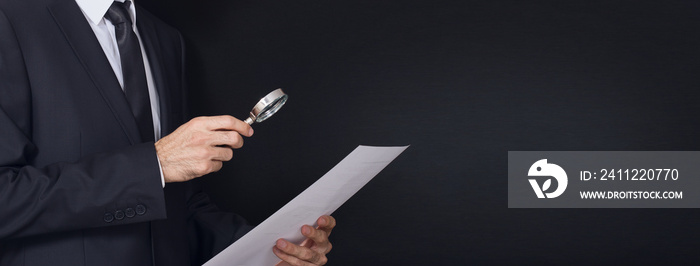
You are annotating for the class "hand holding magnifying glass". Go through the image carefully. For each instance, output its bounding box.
[154,88,288,183]
[243,88,288,125]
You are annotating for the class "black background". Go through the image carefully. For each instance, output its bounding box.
[140,0,700,264]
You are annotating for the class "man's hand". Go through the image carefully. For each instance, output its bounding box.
[155,115,253,183]
[273,215,336,266]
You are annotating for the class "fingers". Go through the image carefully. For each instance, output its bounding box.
[200,116,248,149]
[300,225,332,254]
[156,115,252,183]
[209,146,234,161]
[210,130,244,149]
[196,115,254,137]
[272,216,336,265]
[317,215,336,237]
[274,239,328,266]
[210,160,223,173]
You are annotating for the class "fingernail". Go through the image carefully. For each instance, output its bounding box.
[277,239,287,248]
[248,128,254,136]
[302,225,311,235]
[319,217,326,226]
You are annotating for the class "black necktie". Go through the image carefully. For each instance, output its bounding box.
[104,1,155,142]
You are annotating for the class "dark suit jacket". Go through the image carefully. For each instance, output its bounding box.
[0,0,251,265]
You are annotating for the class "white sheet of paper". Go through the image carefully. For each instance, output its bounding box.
[203,145,408,266]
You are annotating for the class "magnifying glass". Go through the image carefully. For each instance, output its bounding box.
[243,88,288,125]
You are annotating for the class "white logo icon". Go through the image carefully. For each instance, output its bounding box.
[527,159,568,198]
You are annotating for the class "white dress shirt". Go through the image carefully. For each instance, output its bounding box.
[75,0,165,187]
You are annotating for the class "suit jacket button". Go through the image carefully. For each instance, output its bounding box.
[135,204,146,215]
[104,213,114,223]
[125,208,136,218]
[114,210,125,220]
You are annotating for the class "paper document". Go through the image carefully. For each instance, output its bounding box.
[203,145,409,266]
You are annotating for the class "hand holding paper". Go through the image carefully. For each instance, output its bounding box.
[203,145,408,266]
[272,215,336,265]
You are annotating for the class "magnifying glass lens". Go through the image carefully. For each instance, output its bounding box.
[256,94,288,122]
[244,88,288,125]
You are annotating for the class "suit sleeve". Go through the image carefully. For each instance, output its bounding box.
[0,8,167,240]
[185,179,254,265]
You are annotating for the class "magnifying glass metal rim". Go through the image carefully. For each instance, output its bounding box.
[244,88,288,125]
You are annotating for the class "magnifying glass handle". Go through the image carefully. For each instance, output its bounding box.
[244,117,254,125]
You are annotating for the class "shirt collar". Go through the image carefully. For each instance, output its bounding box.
[75,0,137,26]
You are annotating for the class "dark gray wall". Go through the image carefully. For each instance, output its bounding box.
[141,0,700,264]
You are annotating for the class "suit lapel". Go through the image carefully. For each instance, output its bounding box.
[47,0,142,144]
[136,13,173,136]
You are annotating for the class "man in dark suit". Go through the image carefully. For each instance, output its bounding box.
[0,0,334,265]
